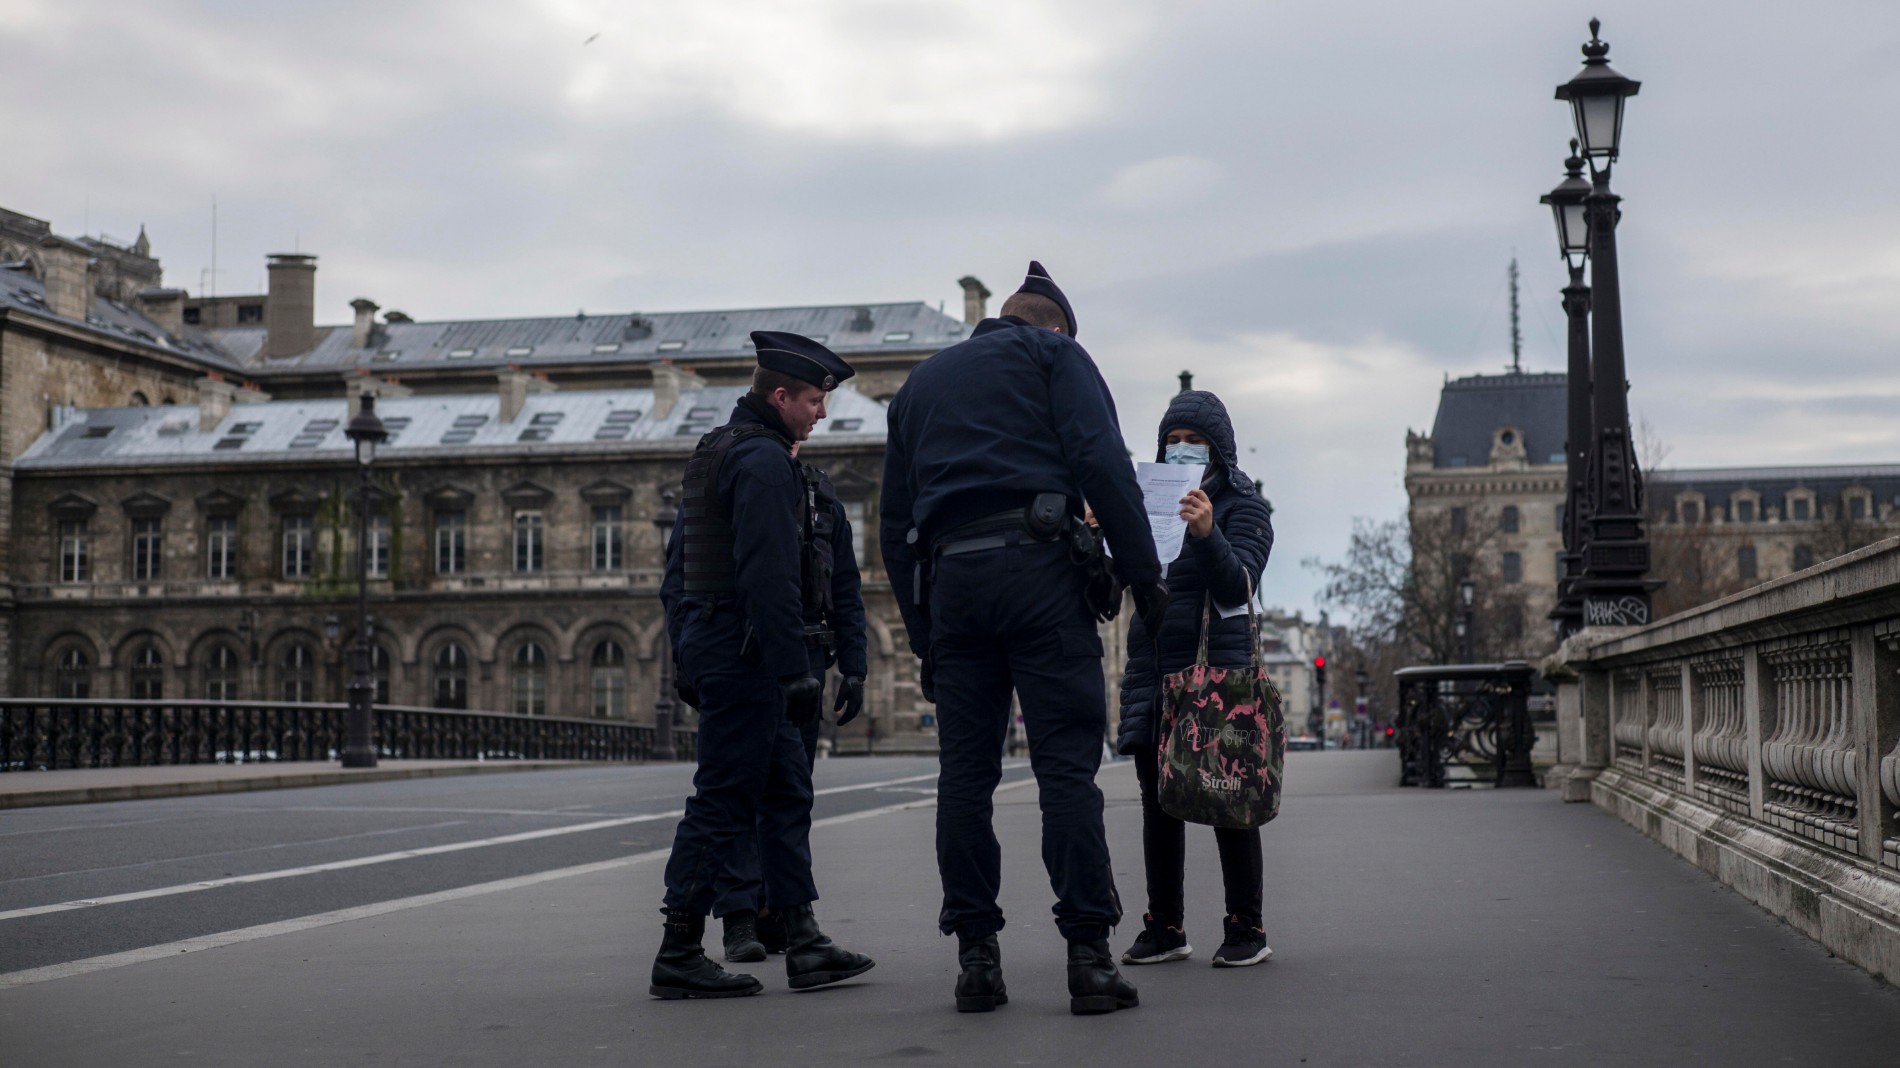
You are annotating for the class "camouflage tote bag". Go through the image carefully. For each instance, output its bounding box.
[1155,588,1287,829]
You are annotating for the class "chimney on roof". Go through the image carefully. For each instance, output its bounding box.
[350,298,380,349]
[957,276,991,325]
[37,236,91,321]
[264,253,317,358]
[137,287,187,340]
[197,376,236,432]
[650,360,706,421]
[233,382,272,405]
[848,307,873,332]
[497,369,554,423]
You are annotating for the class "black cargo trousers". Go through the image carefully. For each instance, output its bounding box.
[930,534,1122,942]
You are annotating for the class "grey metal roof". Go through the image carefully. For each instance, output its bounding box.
[1648,464,1900,510]
[0,268,243,371]
[1428,371,1568,468]
[204,301,968,373]
[15,385,889,470]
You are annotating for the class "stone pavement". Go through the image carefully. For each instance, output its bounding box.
[0,759,596,809]
[4,751,1900,1066]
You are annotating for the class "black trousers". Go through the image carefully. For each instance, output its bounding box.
[1133,745,1263,928]
[931,538,1121,942]
[712,699,821,918]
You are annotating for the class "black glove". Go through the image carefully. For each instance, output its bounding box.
[833,676,865,726]
[919,653,937,705]
[1131,581,1170,638]
[780,674,822,727]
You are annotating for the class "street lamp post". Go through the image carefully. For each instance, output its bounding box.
[1457,577,1476,664]
[1543,141,1593,639]
[651,490,679,761]
[1556,18,1657,627]
[341,394,387,769]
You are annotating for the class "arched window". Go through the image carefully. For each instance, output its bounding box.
[433,643,468,709]
[55,648,91,699]
[591,640,626,719]
[372,645,392,705]
[513,642,547,715]
[130,645,164,700]
[205,645,239,700]
[281,644,315,702]
[130,391,150,406]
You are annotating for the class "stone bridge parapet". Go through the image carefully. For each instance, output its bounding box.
[1543,535,1900,984]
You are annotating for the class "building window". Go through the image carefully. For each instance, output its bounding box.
[1451,553,1472,581]
[434,644,469,709]
[371,645,392,705]
[1681,501,1700,524]
[1789,497,1811,521]
[206,516,237,580]
[1737,546,1759,582]
[236,303,264,323]
[592,506,623,571]
[131,518,163,581]
[842,499,867,563]
[130,645,164,700]
[1499,506,1519,534]
[514,511,544,573]
[205,645,239,700]
[1501,552,1522,584]
[1849,495,1868,521]
[281,644,315,702]
[591,640,626,718]
[58,519,89,583]
[513,642,548,715]
[1792,544,1815,571]
[55,648,91,699]
[365,513,391,579]
[183,306,202,325]
[283,515,314,578]
[435,511,466,575]
[1554,503,1565,532]
[1735,500,1755,523]
[1449,507,1467,535]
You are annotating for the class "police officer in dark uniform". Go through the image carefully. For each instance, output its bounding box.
[881,262,1168,1016]
[694,451,868,962]
[649,331,875,1000]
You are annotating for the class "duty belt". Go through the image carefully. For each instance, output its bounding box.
[935,508,1044,558]
[805,624,836,649]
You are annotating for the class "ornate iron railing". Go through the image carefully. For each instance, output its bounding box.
[0,699,696,771]
[1392,662,1539,789]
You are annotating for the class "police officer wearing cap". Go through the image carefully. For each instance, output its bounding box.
[649,330,875,1000]
[881,261,1169,1016]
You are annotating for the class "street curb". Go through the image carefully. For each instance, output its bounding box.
[0,761,625,810]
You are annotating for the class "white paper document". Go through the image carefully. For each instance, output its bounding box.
[1134,461,1203,566]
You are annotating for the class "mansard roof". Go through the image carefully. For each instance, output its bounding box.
[1427,371,1568,469]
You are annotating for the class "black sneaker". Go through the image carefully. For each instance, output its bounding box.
[1211,916,1271,967]
[1120,914,1191,965]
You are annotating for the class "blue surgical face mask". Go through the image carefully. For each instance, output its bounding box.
[1164,441,1209,466]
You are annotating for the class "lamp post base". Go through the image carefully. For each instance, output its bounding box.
[341,747,379,769]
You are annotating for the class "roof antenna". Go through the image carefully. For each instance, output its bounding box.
[1508,256,1523,374]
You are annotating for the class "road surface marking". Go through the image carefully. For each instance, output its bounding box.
[0,781,1035,989]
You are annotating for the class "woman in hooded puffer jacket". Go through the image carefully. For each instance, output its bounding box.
[1115,389,1275,968]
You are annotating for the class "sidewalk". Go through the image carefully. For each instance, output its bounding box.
[4,753,1899,1066]
[0,759,598,809]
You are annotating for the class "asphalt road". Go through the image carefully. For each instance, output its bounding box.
[0,756,1026,976]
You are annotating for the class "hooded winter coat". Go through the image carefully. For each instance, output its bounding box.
[1114,390,1274,755]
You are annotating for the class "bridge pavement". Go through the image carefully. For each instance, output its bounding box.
[2,752,1898,1066]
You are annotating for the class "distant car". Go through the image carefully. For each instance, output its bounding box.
[1287,735,1323,752]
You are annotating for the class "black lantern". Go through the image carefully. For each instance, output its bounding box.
[347,394,389,465]
[1459,577,1476,609]
[1541,140,1593,270]
[1555,19,1641,161]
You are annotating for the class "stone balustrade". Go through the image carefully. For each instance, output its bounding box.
[1543,535,1900,983]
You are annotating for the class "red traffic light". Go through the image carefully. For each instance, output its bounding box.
[1313,656,1326,668]
[1385,726,1396,737]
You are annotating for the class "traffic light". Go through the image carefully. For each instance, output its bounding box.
[1313,656,1327,690]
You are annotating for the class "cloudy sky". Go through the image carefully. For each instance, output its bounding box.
[6,0,1899,614]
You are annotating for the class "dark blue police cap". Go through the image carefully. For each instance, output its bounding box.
[751,330,854,391]
[1015,260,1077,339]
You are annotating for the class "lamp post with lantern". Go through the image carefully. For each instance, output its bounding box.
[1457,577,1476,664]
[340,394,388,769]
[1555,18,1657,627]
[1543,140,1593,638]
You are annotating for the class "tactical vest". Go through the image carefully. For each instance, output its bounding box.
[679,424,789,595]
[800,463,839,619]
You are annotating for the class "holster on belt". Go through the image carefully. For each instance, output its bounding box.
[1070,520,1123,623]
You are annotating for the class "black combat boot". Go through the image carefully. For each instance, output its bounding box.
[954,934,1008,1012]
[722,909,767,963]
[781,903,875,990]
[756,908,790,954]
[650,908,764,1000]
[1067,938,1139,1016]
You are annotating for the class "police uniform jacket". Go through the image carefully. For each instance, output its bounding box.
[804,466,868,678]
[879,316,1161,654]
